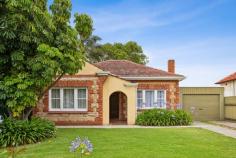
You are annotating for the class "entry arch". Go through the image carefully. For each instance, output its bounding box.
[103,76,137,125]
[109,91,127,124]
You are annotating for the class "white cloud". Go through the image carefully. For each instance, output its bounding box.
[89,0,225,33]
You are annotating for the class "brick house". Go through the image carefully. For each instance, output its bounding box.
[35,60,185,125]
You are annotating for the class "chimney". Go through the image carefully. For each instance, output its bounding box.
[168,59,175,74]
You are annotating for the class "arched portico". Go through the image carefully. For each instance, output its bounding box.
[109,91,127,124]
[103,76,137,125]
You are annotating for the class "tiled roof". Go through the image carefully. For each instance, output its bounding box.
[216,72,236,84]
[93,60,184,79]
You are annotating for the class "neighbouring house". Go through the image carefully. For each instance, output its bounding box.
[35,60,185,125]
[216,72,236,96]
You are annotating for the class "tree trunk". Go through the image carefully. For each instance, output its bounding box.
[22,107,33,120]
[19,74,64,120]
[38,74,64,101]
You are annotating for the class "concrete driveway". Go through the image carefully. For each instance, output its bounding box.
[210,121,236,129]
[194,121,236,139]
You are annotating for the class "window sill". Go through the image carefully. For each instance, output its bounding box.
[48,111,88,114]
[137,107,166,110]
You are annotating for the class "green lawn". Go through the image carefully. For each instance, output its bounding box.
[1,128,236,158]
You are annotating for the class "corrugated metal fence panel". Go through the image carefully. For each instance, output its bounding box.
[225,96,236,120]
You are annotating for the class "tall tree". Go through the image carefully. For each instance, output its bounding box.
[85,36,148,64]
[0,0,93,118]
[84,35,104,63]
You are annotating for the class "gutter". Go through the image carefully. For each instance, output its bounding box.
[120,76,186,81]
[96,71,186,81]
[96,71,110,76]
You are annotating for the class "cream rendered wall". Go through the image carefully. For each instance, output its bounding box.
[103,76,137,125]
[71,62,138,125]
[76,62,102,75]
[221,80,236,96]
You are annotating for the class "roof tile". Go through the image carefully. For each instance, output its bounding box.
[216,72,236,84]
[93,60,183,78]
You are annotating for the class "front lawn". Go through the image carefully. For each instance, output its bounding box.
[1,128,236,158]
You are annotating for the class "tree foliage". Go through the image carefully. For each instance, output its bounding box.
[85,36,148,64]
[0,0,93,118]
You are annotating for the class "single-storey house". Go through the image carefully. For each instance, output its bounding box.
[35,60,185,125]
[216,72,236,96]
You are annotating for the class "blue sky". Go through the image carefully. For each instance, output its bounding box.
[50,0,236,86]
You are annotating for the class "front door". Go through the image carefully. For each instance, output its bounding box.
[109,92,119,119]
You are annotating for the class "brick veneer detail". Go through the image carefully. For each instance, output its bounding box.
[35,77,180,125]
[35,75,107,125]
[135,80,180,109]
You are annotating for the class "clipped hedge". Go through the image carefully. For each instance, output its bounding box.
[0,117,56,147]
[136,109,192,126]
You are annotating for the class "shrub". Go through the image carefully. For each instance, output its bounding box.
[136,109,192,126]
[0,117,56,147]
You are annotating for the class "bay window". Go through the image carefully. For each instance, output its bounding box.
[49,88,88,111]
[137,90,166,109]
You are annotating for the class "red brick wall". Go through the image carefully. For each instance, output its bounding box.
[35,75,180,125]
[35,75,107,125]
[119,92,127,121]
[168,60,175,74]
[133,80,180,109]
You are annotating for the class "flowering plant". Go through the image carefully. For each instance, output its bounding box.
[70,137,93,157]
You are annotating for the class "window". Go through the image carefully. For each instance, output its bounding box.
[145,91,154,108]
[63,89,74,109]
[137,90,166,109]
[49,88,87,111]
[156,90,165,107]
[137,90,143,108]
[51,89,60,109]
[77,89,87,109]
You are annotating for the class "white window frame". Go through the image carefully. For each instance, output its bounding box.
[137,90,143,109]
[49,87,88,112]
[50,88,61,109]
[137,89,166,109]
[76,88,88,111]
[145,90,155,108]
[155,90,166,109]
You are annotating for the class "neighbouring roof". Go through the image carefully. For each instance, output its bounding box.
[93,60,185,81]
[216,72,236,84]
